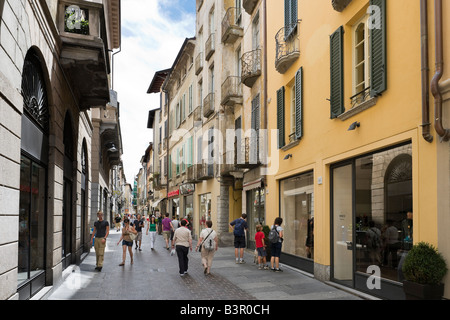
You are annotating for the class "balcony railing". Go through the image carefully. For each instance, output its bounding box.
[235,137,260,169]
[221,76,243,106]
[241,49,261,88]
[221,7,243,44]
[205,33,215,61]
[196,162,214,180]
[350,86,371,108]
[195,52,203,75]
[275,21,301,74]
[203,92,215,118]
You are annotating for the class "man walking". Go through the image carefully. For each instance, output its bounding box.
[172,219,192,276]
[162,213,173,250]
[133,214,144,251]
[90,211,110,271]
[230,213,248,264]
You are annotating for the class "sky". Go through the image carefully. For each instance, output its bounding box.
[114,0,196,184]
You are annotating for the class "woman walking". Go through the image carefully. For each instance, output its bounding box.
[196,220,218,275]
[146,215,158,250]
[117,218,137,266]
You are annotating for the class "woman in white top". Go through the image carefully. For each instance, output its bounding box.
[196,220,218,275]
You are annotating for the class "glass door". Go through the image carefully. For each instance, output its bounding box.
[331,163,354,286]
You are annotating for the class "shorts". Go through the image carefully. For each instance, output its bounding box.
[122,240,133,247]
[136,232,142,241]
[163,230,171,240]
[257,247,266,257]
[271,242,282,258]
[234,236,246,249]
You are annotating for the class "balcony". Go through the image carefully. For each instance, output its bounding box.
[332,0,353,12]
[195,52,203,75]
[241,49,261,88]
[275,22,300,74]
[221,76,243,106]
[221,7,243,44]
[235,137,260,169]
[205,33,215,61]
[243,0,258,15]
[186,165,199,183]
[203,93,215,118]
[57,1,112,110]
[196,162,214,180]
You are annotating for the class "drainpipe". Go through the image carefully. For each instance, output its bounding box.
[420,0,433,142]
[263,0,268,174]
[431,0,450,141]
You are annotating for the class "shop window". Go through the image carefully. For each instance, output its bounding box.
[280,171,314,259]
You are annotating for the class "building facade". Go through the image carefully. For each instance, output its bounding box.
[0,0,121,300]
[265,0,450,299]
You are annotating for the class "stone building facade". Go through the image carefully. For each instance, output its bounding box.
[0,0,121,300]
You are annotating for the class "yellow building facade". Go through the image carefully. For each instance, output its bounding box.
[265,0,450,299]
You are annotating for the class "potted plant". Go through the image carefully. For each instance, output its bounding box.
[402,242,448,300]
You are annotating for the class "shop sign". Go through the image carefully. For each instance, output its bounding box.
[168,189,180,198]
[180,183,195,195]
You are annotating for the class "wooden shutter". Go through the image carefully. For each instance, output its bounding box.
[295,67,303,140]
[251,94,260,163]
[277,87,285,149]
[285,0,298,37]
[370,0,387,97]
[330,26,344,119]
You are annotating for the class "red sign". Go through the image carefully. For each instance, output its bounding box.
[168,189,180,198]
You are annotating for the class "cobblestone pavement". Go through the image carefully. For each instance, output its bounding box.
[46,229,366,301]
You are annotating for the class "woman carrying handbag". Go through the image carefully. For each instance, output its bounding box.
[117,218,137,266]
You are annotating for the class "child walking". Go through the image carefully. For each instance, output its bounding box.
[255,225,269,270]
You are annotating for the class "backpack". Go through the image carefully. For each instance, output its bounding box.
[202,230,215,251]
[268,226,280,244]
[233,219,244,236]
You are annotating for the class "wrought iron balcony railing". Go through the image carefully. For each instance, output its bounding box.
[221,76,243,106]
[350,86,371,108]
[222,7,243,44]
[275,21,301,74]
[203,92,215,118]
[241,49,261,88]
[205,33,215,60]
[195,52,203,75]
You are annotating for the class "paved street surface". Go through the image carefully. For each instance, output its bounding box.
[46,229,367,301]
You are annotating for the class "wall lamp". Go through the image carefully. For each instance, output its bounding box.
[107,143,118,153]
[284,154,293,160]
[348,121,360,131]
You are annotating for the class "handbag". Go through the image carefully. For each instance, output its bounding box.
[128,227,137,241]
[199,229,214,252]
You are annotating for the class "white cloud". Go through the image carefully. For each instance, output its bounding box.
[114,0,195,183]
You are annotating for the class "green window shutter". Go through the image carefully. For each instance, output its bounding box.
[330,26,344,119]
[188,136,193,167]
[251,94,260,163]
[277,87,285,149]
[295,67,303,140]
[370,0,387,97]
[284,0,298,37]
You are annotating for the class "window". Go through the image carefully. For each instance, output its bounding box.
[277,87,285,149]
[189,84,193,114]
[330,0,386,118]
[280,171,314,259]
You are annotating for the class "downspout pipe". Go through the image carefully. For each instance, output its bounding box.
[431,0,450,141]
[420,0,433,142]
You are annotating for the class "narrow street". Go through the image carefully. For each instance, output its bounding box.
[45,229,366,301]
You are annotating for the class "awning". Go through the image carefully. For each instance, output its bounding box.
[152,198,165,208]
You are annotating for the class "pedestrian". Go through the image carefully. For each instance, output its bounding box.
[89,210,110,272]
[170,215,180,248]
[117,218,137,266]
[255,224,269,270]
[172,219,192,276]
[229,213,248,264]
[133,214,144,251]
[270,217,284,272]
[161,213,173,250]
[146,215,157,250]
[196,220,218,275]
[114,214,122,232]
